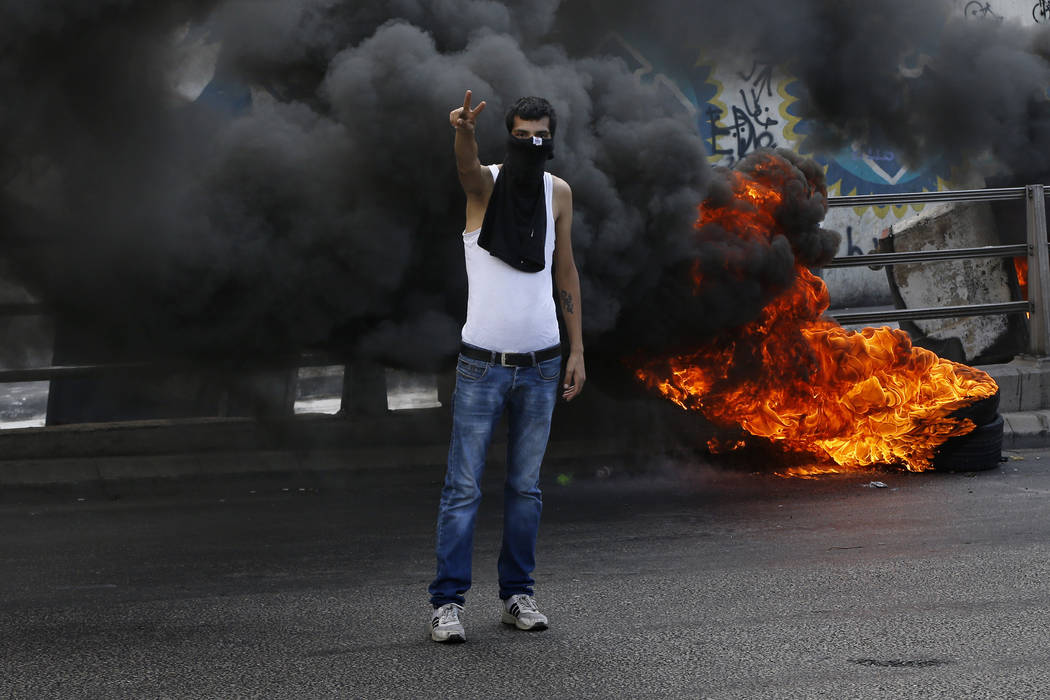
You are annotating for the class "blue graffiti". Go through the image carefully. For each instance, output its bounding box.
[614,34,954,198]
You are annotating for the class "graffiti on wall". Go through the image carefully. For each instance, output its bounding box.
[611,35,958,218]
[1034,0,1050,23]
[956,0,1044,25]
[704,60,781,164]
[963,1,1004,20]
[701,54,953,216]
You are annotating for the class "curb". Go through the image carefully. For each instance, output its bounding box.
[0,407,1045,486]
[0,434,631,488]
[1002,410,1050,450]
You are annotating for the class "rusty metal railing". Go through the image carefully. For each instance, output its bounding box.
[826,185,1049,357]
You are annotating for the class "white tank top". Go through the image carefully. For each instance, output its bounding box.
[460,164,560,353]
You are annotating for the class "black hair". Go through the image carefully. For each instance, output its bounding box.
[505,96,557,137]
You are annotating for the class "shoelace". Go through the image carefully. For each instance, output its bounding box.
[515,595,539,613]
[438,605,462,625]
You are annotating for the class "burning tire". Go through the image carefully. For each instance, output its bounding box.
[629,149,1004,475]
[930,389,1002,472]
[946,389,1000,429]
[931,413,1004,472]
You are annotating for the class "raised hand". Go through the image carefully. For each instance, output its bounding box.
[450,89,486,132]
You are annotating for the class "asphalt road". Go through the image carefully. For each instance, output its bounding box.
[2,449,1050,699]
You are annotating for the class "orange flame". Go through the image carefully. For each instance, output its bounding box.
[636,161,999,474]
[1014,256,1029,300]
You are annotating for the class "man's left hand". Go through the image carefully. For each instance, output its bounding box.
[562,352,585,401]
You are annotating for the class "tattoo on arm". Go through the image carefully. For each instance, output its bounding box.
[560,290,574,314]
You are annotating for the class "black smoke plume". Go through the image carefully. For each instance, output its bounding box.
[2,0,1046,379]
[610,148,839,358]
[558,0,1050,181]
[0,0,707,373]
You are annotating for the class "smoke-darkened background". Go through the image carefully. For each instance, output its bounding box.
[1,0,1049,374]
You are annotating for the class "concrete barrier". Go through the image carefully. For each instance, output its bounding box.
[980,357,1050,412]
[889,202,1023,363]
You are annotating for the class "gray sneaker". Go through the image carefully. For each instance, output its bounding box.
[430,603,466,643]
[501,594,549,631]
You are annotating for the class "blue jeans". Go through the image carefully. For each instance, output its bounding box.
[428,349,561,607]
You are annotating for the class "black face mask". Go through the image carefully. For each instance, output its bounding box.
[476,135,555,273]
[502,135,554,191]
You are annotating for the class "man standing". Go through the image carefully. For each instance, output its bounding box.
[428,90,585,643]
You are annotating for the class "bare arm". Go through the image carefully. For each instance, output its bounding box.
[450,90,489,197]
[552,178,585,401]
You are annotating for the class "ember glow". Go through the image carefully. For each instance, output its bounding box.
[1014,256,1029,301]
[636,153,999,474]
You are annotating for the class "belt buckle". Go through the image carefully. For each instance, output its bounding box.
[500,351,512,367]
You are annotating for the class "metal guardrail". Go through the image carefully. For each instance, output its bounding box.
[828,185,1040,208]
[822,244,1029,268]
[1,184,1048,386]
[0,351,347,385]
[831,302,1031,325]
[1025,185,1050,355]
[826,184,1049,356]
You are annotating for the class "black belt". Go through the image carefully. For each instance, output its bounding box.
[460,343,561,367]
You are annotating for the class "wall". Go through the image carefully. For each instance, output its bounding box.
[611,0,1039,309]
